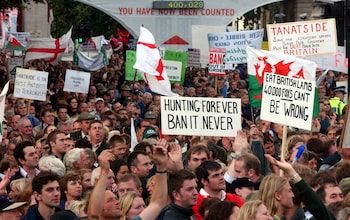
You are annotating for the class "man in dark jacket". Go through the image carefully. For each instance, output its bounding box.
[158,169,198,220]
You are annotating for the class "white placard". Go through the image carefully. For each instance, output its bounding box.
[63,69,91,94]
[207,29,264,64]
[7,57,23,83]
[14,68,48,101]
[267,19,337,56]
[161,96,241,137]
[261,73,315,131]
[163,60,182,81]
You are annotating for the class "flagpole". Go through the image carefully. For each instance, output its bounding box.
[131,69,137,103]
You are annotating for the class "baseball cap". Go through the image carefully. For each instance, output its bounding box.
[95,97,104,103]
[339,177,350,196]
[142,126,159,139]
[0,197,26,212]
[144,111,157,119]
[333,86,346,94]
[78,112,95,121]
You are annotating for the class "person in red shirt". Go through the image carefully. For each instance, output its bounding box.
[193,160,244,220]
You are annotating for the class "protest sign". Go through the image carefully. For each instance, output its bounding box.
[208,48,226,76]
[14,68,48,101]
[125,50,144,81]
[207,29,264,65]
[305,46,348,73]
[63,69,91,94]
[267,19,337,56]
[187,48,201,68]
[161,96,241,137]
[163,50,188,85]
[7,57,23,83]
[261,73,315,131]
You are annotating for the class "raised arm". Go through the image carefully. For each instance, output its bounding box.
[88,150,115,218]
[138,139,169,220]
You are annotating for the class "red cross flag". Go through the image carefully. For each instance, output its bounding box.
[133,26,178,97]
[24,27,72,64]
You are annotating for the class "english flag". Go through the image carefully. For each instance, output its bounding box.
[133,26,178,96]
[0,82,9,141]
[24,27,72,64]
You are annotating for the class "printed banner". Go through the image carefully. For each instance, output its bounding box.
[267,19,337,56]
[161,96,241,137]
[208,48,226,76]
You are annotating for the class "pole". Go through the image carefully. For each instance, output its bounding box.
[346,0,350,95]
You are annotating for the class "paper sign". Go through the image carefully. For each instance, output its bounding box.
[63,69,91,94]
[7,57,23,83]
[187,48,201,68]
[267,19,338,56]
[261,73,315,130]
[161,96,241,137]
[208,48,226,76]
[14,68,48,101]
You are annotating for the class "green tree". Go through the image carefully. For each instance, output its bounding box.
[50,0,121,39]
[0,0,45,10]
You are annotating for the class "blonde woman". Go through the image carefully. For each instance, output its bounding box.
[119,192,146,220]
[237,200,272,220]
[258,175,294,220]
[8,178,31,202]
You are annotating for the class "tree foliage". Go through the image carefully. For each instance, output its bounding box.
[0,0,46,11]
[50,0,122,39]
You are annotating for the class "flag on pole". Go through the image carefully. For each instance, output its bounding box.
[24,27,72,64]
[48,3,54,25]
[0,82,9,141]
[74,36,109,71]
[6,34,27,51]
[130,118,138,152]
[247,46,319,117]
[133,26,178,96]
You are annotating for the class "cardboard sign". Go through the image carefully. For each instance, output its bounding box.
[14,68,48,101]
[207,29,264,64]
[261,73,315,130]
[63,69,91,94]
[208,48,226,76]
[161,96,241,137]
[163,50,188,85]
[267,19,337,56]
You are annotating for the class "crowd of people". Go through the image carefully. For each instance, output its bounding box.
[0,47,349,220]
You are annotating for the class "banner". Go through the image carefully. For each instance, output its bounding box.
[207,29,264,65]
[267,19,338,56]
[63,69,91,94]
[14,68,48,101]
[125,50,144,81]
[208,48,226,76]
[161,96,241,137]
[261,73,315,130]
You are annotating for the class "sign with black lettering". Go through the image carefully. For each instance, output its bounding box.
[63,69,91,94]
[14,68,48,101]
[208,48,226,76]
[161,96,241,137]
[261,73,315,130]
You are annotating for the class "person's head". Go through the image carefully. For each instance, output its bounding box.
[258,175,294,217]
[187,144,209,171]
[111,159,129,182]
[14,102,27,116]
[231,178,257,200]
[17,117,32,137]
[91,167,115,190]
[101,190,122,219]
[40,109,55,125]
[32,171,61,209]
[63,148,93,172]
[47,130,66,157]
[327,124,340,140]
[234,154,261,182]
[0,197,27,220]
[57,121,72,135]
[109,135,127,159]
[9,178,31,202]
[206,201,240,220]
[168,169,198,209]
[236,200,273,220]
[88,120,104,144]
[77,112,95,134]
[310,170,337,191]
[78,169,92,190]
[127,150,153,179]
[195,160,225,192]
[13,141,38,169]
[38,155,66,177]
[44,124,57,136]
[10,115,21,131]
[316,183,344,206]
[119,192,146,220]
[59,172,82,200]
[117,174,142,198]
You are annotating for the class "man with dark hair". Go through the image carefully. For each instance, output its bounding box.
[10,141,39,186]
[158,169,197,220]
[186,145,209,171]
[33,109,55,137]
[22,171,61,220]
[89,120,109,157]
[128,150,153,200]
[193,160,244,220]
[47,130,66,160]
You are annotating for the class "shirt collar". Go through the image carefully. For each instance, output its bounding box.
[199,188,226,201]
